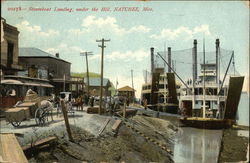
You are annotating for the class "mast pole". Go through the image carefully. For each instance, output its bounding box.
[192,40,197,112]
[216,39,220,118]
[203,39,206,118]
[164,43,167,103]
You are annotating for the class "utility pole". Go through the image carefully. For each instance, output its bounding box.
[131,69,134,104]
[96,38,110,114]
[63,74,66,92]
[61,100,73,141]
[80,51,93,98]
[116,78,118,95]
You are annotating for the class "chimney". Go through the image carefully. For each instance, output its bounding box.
[56,53,59,58]
[216,39,220,84]
[168,47,171,72]
[193,39,198,80]
[151,47,154,73]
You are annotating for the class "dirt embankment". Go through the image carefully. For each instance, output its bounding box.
[219,127,249,162]
[28,115,177,163]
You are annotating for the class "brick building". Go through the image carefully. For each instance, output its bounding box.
[1,17,22,76]
[18,47,84,95]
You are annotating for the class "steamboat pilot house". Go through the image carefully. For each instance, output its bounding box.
[179,63,228,118]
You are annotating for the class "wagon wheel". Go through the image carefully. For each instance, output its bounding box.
[11,121,21,127]
[35,108,48,126]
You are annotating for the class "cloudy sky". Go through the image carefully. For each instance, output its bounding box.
[2,1,249,97]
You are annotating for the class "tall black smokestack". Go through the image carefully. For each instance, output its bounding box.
[193,40,198,81]
[151,47,154,73]
[216,39,220,84]
[168,47,171,73]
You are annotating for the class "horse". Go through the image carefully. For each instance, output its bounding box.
[40,100,54,121]
[74,97,84,111]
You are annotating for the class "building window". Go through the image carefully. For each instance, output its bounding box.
[7,42,14,67]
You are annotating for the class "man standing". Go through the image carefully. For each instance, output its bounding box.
[143,98,148,110]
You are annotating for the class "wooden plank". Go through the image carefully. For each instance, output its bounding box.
[98,118,110,136]
[17,102,36,107]
[224,76,244,120]
[0,132,24,137]
[5,107,24,112]
[22,136,57,151]
[112,120,122,132]
[0,133,28,163]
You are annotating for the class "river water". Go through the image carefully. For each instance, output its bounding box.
[173,92,249,163]
[173,127,223,163]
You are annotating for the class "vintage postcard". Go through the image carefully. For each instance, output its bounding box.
[1,1,249,163]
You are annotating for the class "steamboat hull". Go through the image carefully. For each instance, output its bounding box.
[180,117,234,129]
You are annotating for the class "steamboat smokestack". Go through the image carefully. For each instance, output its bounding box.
[193,39,198,81]
[168,47,171,73]
[151,47,154,73]
[216,39,220,84]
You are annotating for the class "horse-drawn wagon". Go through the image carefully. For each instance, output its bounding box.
[5,90,53,127]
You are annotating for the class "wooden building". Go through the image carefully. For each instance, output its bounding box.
[118,86,135,103]
[85,77,112,97]
[70,76,84,97]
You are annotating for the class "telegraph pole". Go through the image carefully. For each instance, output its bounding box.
[96,38,110,114]
[80,51,93,98]
[131,69,134,103]
[63,74,66,92]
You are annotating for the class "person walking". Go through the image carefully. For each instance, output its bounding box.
[143,98,148,110]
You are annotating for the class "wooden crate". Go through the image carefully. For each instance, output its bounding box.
[17,102,37,117]
[5,107,30,123]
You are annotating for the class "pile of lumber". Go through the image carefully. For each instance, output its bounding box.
[87,107,104,114]
[116,109,137,117]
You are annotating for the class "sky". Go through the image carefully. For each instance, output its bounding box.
[2,1,249,97]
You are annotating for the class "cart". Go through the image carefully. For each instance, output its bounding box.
[5,90,53,127]
[57,92,73,114]
[5,101,53,127]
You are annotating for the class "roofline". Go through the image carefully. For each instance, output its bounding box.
[19,56,71,64]
[200,63,216,65]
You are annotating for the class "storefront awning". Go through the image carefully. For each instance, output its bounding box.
[23,82,40,87]
[0,79,24,85]
[23,82,54,88]
[40,83,54,88]
[1,79,53,88]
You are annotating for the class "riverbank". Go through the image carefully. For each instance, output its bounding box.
[0,110,176,163]
[219,126,249,163]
